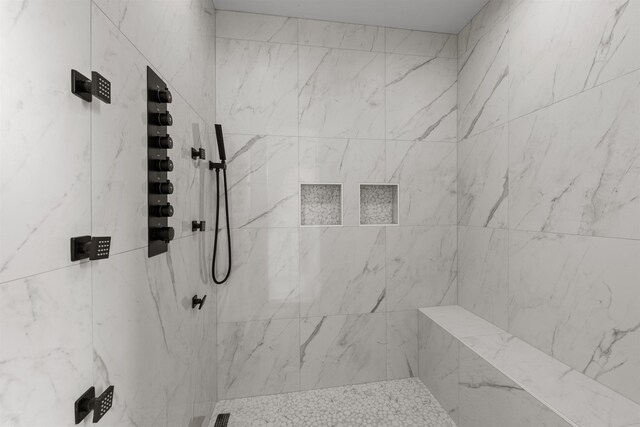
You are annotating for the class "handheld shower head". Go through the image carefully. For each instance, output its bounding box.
[215,124,226,162]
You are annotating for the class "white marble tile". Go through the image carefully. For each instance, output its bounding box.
[385,28,457,58]
[386,141,457,226]
[217,318,300,399]
[300,313,387,390]
[462,333,640,427]
[94,0,216,124]
[300,227,385,316]
[458,125,508,228]
[224,134,299,228]
[299,19,384,51]
[0,0,91,283]
[216,10,297,43]
[458,345,572,427]
[299,46,385,139]
[419,305,504,338]
[0,264,92,427]
[386,54,457,142]
[457,16,508,139]
[386,227,457,311]
[387,311,419,380]
[418,314,459,423]
[216,38,298,135]
[509,0,640,119]
[508,230,640,404]
[458,226,509,330]
[92,244,199,427]
[299,137,385,226]
[509,71,640,239]
[217,228,299,323]
[457,0,508,55]
[91,8,148,254]
[212,378,456,427]
[193,316,217,407]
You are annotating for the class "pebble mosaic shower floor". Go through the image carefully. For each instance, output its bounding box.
[210,378,456,427]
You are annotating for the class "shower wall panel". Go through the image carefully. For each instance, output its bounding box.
[215,11,458,399]
[457,0,640,405]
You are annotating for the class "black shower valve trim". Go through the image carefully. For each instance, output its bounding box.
[192,220,206,232]
[192,295,207,310]
[191,147,206,160]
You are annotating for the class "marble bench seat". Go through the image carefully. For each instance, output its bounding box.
[418,305,640,427]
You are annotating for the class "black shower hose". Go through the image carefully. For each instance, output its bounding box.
[212,167,231,284]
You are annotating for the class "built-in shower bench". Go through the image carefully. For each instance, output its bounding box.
[417,305,640,427]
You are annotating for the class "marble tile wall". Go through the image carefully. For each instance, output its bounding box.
[215,11,458,399]
[0,1,217,426]
[457,0,640,405]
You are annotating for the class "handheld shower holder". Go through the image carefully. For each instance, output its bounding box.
[209,161,226,171]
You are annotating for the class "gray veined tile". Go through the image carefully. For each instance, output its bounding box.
[458,226,509,330]
[217,228,299,323]
[224,134,299,229]
[0,0,91,283]
[509,0,640,119]
[457,0,508,56]
[298,19,385,51]
[458,125,508,228]
[300,313,387,390]
[216,10,297,43]
[458,345,572,427]
[386,226,457,311]
[385,28,457,58]
[94,0,216,124]
[387,311,418,380]
[386,141,457,226]
[457,16,508,139]
[509,71,640,239]
[509,230,640,404]
[299,137,385,226]
[0,264,92,427]
[217,318,300,399]
[386,54,457,142]
[300,227,385,317]
[216,38,298,136]
[418,314,460,423]
[299,46,385,139]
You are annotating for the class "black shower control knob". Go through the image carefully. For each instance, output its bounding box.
[150,112,173,126]
[152,135,173,149]
[152,88,172,103]
[151,158,173,172]
[151,227,174,243]
[151,203,174,217]
[150,181,174,194]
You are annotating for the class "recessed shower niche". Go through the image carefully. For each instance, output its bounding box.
[300,183,343,226]
[359,184,399,225]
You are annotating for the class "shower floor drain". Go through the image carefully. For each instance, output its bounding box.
[213,413,230,427]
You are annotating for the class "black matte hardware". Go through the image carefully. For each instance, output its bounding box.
[149,111,173,126]
[215,124,227,161]
[148,67,173,258]
[71,70,111,104]
[209,161,227,171]
[150,181,174,195]
[151,158,173,172]
[214,413,230,427]
[150,203,174,218]
[192,220,206,232]
[150,135,173,149]
[150,87,172,103]
[74,386,114,424]
[70,236,111,262]
[151,226,174,243]
[191,147,206,160]
[210,124,232,285]
[192,294,207,310]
